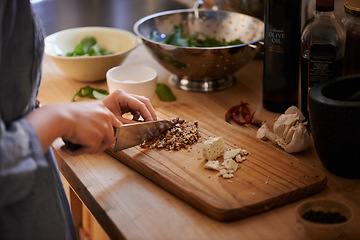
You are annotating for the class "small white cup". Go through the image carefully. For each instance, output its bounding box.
[106,65,157,100]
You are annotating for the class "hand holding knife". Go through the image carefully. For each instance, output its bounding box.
[63,120,173,152]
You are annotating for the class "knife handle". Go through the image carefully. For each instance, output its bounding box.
[63,139,82,151]
[62,128,116,151]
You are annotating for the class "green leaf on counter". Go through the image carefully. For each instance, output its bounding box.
[92,89,109,100]
[72,86,109,102]
[156,83,176,102]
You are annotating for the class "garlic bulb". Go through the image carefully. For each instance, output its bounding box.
[256,106,311,153]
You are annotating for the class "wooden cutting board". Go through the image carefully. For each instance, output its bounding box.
[105,103,327,221]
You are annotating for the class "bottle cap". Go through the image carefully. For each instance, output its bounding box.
[316,0,335,12]
[345,0,360,16]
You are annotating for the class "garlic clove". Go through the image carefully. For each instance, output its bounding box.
[273,113,299,138]
[284,105,305,122]
[256,106,311,153]
[282,123,311,153]
[256,123,277,142]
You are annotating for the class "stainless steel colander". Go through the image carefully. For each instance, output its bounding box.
[134,9,264,92]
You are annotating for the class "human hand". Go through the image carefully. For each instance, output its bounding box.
[59,100,121,155]
[102,89,157,124]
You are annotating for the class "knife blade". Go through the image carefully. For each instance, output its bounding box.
[113,120,173,152]
[63,120,173,152]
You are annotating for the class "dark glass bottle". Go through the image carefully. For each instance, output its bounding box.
[306,0,346,21]
[300,0,346,122]
[263,0,301,113]
[342,0,360,75]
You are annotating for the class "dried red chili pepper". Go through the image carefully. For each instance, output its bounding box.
[241,102,263,127]
[225,102,263,127]
[250,115,263,127]
[240,102,260,125]
[225,104,240,123]
[231,106,253,125]
[240,102,252,121]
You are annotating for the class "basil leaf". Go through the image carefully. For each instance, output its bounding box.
[100,47,112,55]
[88,44,102,56]
[72,86,109,102]
[156,83,176,102]
[65,35,112,57]
[73,43,85,56]
[157,24,244,47]
[81,35,97,52]
[92,89,109,100]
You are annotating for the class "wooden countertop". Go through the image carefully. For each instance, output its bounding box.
[38,44,360,239]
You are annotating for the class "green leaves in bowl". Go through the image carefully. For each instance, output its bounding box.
[151,24,244,47]
[66,35,113,57]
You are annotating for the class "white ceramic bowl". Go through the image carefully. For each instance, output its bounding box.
[45,26,138,82]
[106,65,157,100]
[296,199,353,240]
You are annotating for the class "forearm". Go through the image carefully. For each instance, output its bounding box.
[25,104,72,152]
[25,101,120,155]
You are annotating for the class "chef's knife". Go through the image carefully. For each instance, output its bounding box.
[63,120,173,152]
[113,120,173,152]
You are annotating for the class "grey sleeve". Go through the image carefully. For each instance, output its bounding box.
[0,0,49,207]
[0,116,47,207]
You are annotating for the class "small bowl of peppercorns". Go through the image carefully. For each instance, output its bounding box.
[296,199,353,240]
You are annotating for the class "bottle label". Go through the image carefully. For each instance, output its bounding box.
[268,28,286,53]
[308,43,336,86]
